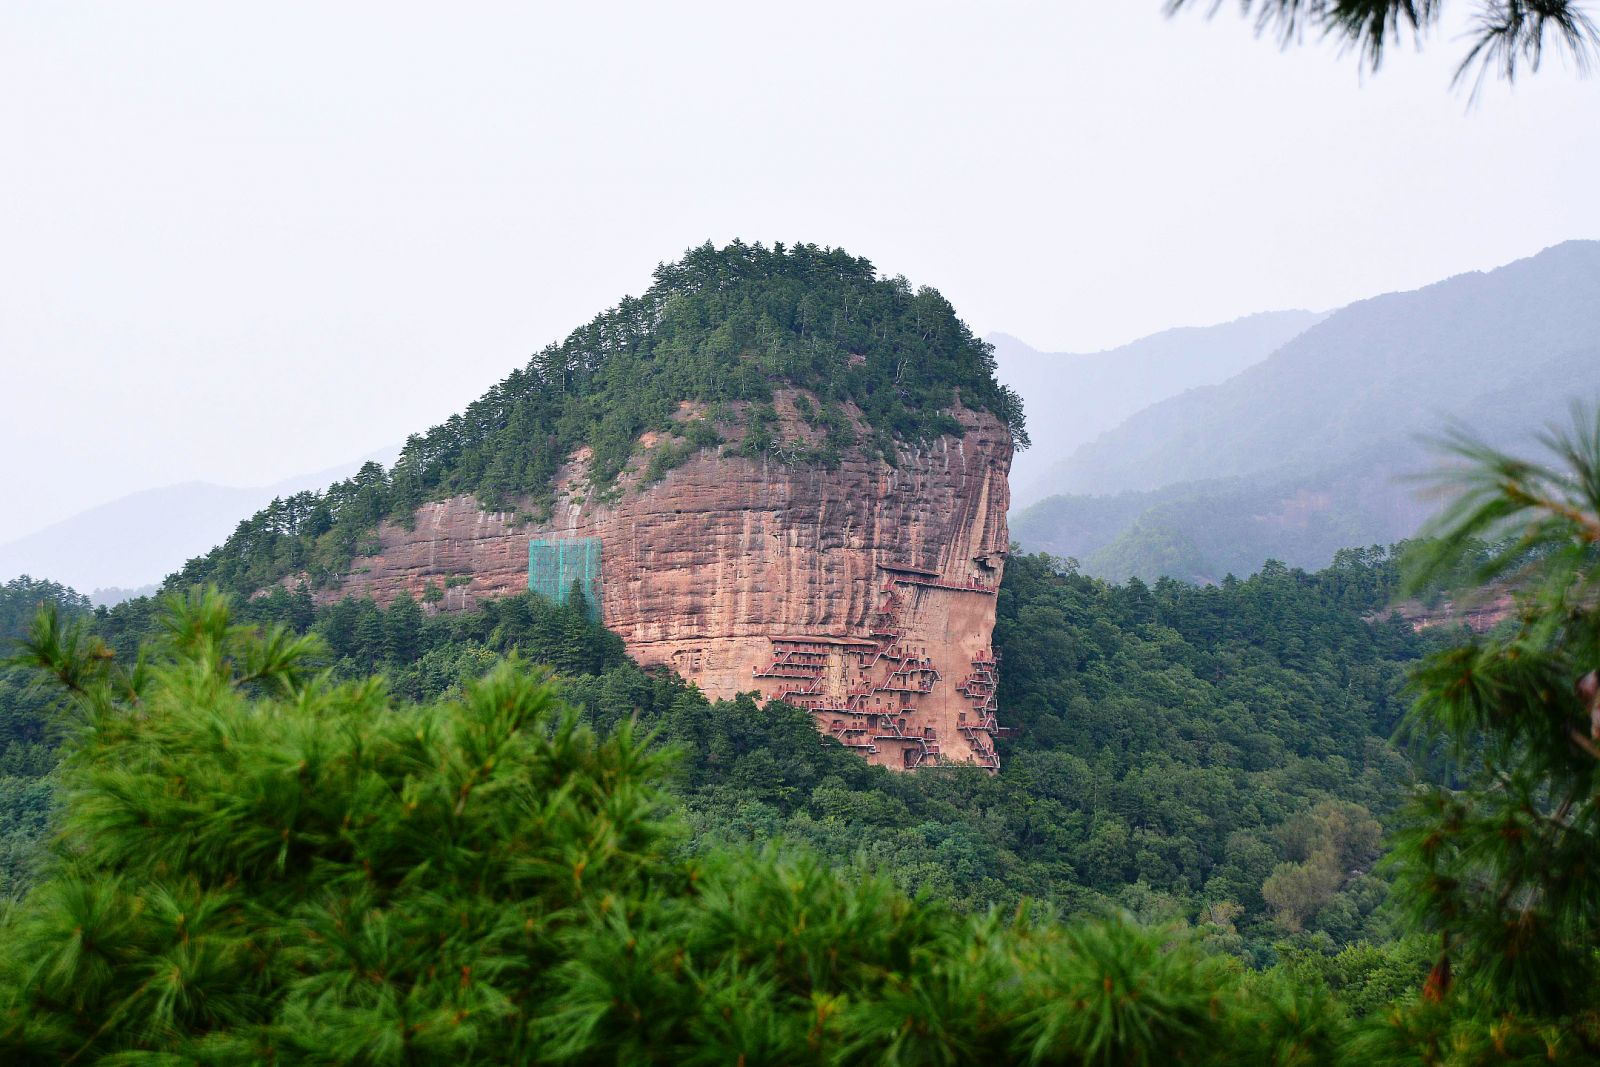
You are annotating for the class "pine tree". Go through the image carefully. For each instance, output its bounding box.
[384,590,424,665]
[1366,409,1600,1055]
[1167,0,1598,87]
[290,580,316,633]
[0,589,673,1063]
[353,600,386,664]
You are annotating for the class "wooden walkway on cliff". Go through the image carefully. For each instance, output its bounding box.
[879,563,997,595]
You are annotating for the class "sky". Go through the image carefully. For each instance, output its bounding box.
[2,2,1597,545]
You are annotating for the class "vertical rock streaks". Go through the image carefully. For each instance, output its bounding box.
[307,401,1014,769]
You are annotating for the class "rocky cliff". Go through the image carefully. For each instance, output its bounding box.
[309,391,1013,770]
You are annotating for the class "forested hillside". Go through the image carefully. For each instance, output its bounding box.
[2,590,1399,1063]
[1012,462,1430,584]
[6,547,1440,965]
[7,511,1595,1058]
[0,578,89,897]
[172,241,1026,597]
[10,410,1600,1058]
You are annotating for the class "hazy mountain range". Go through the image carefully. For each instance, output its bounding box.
[1011,240,1600,581]
[0,446,399,596]
[992,309,1326,507]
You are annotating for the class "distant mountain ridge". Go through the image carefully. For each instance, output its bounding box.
[1040,241,1600,497]
[992,308,1326,506]
[0,446,400,593]
[1013,240,1600,582]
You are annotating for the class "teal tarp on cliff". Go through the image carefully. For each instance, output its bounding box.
[527,538,602,622]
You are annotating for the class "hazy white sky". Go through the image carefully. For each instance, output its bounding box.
[2,2,1597,543]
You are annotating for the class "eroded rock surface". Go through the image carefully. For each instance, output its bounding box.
[310,395,1014,770]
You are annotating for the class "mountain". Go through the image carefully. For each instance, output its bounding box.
[171,241,1023,771]
[1014,240,1600,582]
[1011,463,1438,584]
[992,309,1326,507]
[87,584,160,608]
[0,447,399,593]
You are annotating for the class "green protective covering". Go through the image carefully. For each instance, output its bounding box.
[528,537,603,622]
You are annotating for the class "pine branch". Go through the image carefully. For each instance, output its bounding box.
[1166,0,1599,85]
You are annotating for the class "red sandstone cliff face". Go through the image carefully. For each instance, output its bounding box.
[1387,591,1515,634]
[307,393,1014,770]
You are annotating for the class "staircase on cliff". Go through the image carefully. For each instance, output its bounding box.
[756,564,1007,770]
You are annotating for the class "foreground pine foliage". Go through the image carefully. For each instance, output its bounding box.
[6,411,1600,1063]
[1367,412,1600,1059]
[0,589,1349,1065]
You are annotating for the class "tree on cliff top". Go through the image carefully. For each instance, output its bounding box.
[173,241,1027,596]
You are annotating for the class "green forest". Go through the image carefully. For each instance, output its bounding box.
[7,407,1600,1061]
[0,548,1430,949]
[3,247,1598,1059]
[6,0,1597,1058]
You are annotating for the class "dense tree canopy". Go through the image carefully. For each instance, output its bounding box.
[10,415,1600,1056]
[4,545,1444,967]
[0,592,1364,1064]
[2,520,1596,1060]
[0,578,90,899]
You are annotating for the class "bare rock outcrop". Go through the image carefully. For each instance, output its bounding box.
[312,394,1014,770]
[1388,591,1515,634]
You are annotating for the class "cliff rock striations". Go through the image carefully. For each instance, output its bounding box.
[328,395,1013,769]
[183,242,1026,770]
